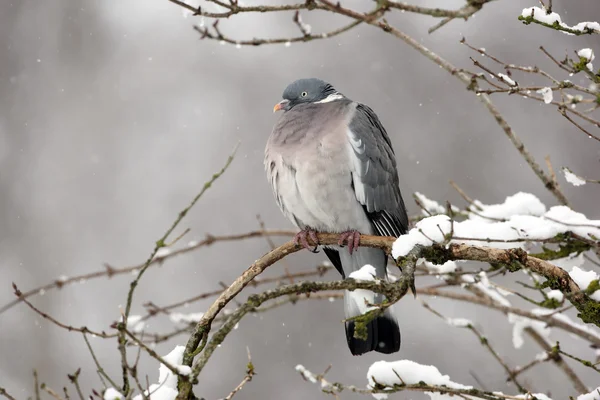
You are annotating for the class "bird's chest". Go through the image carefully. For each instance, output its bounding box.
[271,133,367,231]
[295,133,350,180]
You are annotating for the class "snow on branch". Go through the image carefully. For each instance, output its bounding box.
[104,346,191,400]
[563,167,600,186]
[460,38,600,145]
[392,192,600,256]
[519,6,600,35]
[295,361,552,400]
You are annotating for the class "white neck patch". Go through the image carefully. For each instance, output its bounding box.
[315,93,344,103]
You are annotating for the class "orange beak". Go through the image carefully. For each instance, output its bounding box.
[273,99,289,113]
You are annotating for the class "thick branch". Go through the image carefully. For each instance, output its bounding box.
[176,232,597,399]
[179,275,415,399]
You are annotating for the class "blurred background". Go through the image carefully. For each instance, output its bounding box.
[1,0,599,398]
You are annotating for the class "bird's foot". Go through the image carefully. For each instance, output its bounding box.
[338,230,361,255]
[294,228,319,253]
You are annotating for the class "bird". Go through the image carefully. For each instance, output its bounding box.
[264,78,408,355]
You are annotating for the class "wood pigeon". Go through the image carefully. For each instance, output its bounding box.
[265,78,408,355]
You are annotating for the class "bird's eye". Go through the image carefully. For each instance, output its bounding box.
[301,91,308,97]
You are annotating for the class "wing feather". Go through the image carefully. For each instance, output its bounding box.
[346,103,408,237]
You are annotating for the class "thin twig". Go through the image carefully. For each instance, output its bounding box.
[118,144,238,394]
[421,301,527,393]
[221,348,255,400]
[12,283,114,338]
[83,333,120,389]
[0,388,17,400]
[0,229,294,315]
[123,329,189,380]
[33,369,40,400]
[67,369,84,400]
[559,108,600,143]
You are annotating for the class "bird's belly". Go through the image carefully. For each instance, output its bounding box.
[291,160,373,234]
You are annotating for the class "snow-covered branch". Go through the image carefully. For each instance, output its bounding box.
[519,6,600,36]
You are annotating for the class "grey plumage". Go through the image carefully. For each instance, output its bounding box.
[265,78,407,355]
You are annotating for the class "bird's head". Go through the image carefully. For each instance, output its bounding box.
[273,78,341,112]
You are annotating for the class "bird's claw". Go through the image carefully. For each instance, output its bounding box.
[294,229,319,253]
[338,230,361,255]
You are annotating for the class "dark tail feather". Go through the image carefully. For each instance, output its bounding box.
[345,313,401,356]
[375,314,401,354]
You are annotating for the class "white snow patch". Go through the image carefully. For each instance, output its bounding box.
[349,264,377,281]
[415,192,446,215]
[570,266,600,301]
[546,290,564,302]
[446,318,472,328]
[392,215,451,258]
[577,387,600,400]
[423,260,458,274]
[466,272,512,307]
[124,315,145,333]
[470,192,546,221]
[578,48,595,70]
[170,312,204,324]
[498,73,516,86]
[508,313,551,349]
[295,13,312,35]
[544,206,600,238]
[367,360,471,399]
[295,364,318,383]
[133,345,191,400]
[155,247,171,258]
[348,265,378,315]
[537,87,553,104]
[573,22,600,34]
[104,388,123,400]
[562,168,586,186]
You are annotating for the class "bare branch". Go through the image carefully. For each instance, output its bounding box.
[0,229,295,315]
[83,333,120,390]
[296,364,526,400]
[0,387,17,400]
[518,9,599,35]
[221,348,255,400]
[192,11,367,47]
[117,145,237,394]
[559,107,600,143]
[12,283,114,338]
[421,301,527,393]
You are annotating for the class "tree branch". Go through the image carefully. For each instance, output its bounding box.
[174,231,597,398]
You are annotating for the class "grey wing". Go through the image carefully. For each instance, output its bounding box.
[347,103,408,237]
